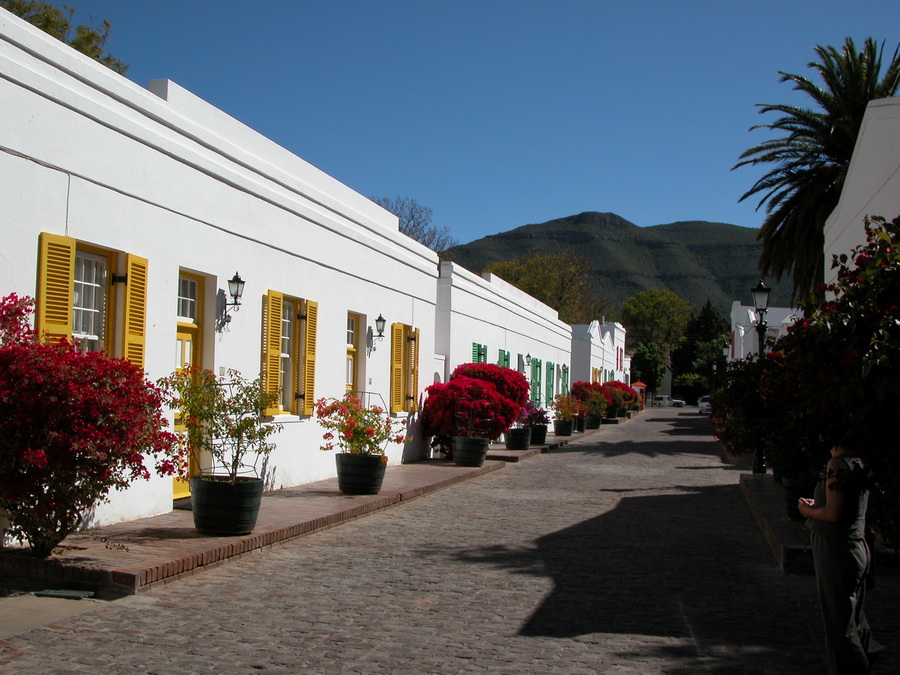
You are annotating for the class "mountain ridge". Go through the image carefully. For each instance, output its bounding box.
[442,211,792,316]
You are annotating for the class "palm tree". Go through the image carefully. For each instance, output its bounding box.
[734,37,900,300]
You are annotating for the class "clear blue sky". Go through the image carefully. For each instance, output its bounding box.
[58,0,899,245]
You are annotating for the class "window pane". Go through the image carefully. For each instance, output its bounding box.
[280,300,295,410]
[177,276,198,322]
[73,251,107,352]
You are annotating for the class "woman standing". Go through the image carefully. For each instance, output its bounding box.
[798,442,880,674]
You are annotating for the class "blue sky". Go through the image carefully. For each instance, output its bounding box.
[56,0,899,245]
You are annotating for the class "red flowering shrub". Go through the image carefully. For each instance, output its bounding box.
[0,294,178,557]
[604,380,637,406]
[421,375,519,441]
[570,381,611,417]
[450,362,529,407]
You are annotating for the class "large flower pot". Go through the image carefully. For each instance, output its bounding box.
[574,416,586,433]
[190,476,264,535]
[452,436,490,467]
[528,424,548,445]
[585,415,603,429]
[553,419,574,437]
[336,453,387,495]
[504,427,532,450]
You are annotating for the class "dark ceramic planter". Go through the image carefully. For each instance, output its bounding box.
[553,419,574,437]
[452,436,490,466]
[585,415,603,429]
[190,476,264,535]
[335,453,387,495]
[504,427,532,450]
[528,424,548,445]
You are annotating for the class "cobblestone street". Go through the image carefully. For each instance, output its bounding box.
[1,409,894,673]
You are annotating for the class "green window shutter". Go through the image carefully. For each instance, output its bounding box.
[562,365,570,395]
[472,343,479,362]
[545,361,554,406]
[530,358,542,406]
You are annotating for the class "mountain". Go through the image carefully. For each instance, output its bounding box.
[441,212,793,317]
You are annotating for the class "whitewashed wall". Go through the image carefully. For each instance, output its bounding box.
[824,96,900,278]
[0,12,437,526]
[435,262,572,407]
[728,302,798,360]
[570,320,629,384]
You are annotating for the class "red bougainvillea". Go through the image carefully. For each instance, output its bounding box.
[0,294,178,557]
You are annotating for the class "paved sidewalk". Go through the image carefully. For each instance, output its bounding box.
[1,409,895,673]
[0,431,579,597]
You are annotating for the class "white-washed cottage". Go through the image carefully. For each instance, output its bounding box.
[569,320,629,385]
[0,9,631,530]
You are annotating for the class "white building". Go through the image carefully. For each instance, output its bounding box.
[0,10,631,529]
[436,262,573,408]
[570,320,628,384]
[728,302,799,360]
[0,11,435,525]
[824,96,900,273]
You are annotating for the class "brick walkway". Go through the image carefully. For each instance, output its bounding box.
[1,409,895,673]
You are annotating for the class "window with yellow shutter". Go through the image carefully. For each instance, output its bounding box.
[390,323,419,414]
[262,291,317,416]
[35,232,146,368]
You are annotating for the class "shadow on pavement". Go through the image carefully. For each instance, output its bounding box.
[447,482,825,674]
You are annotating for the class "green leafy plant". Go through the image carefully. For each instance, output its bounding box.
[551,394,586,421]
[0,294,177,557]
[158,365,282,484]
[315,392,408,458]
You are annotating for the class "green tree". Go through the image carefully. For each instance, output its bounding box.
[734,37,900,300]
[672,300,730,384]
[621,289,692,352]
[371,196,457,254]
[1,0,128,73]
[484,250,607,324]
[630,342,666,394]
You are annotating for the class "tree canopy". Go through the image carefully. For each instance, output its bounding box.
[621,289,692,351]
[2,1,128,73]
[734,37,900,300]
[484,250,608,324]
[371,196,457,254]
[630,342,666,393]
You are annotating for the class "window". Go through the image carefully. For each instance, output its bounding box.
[390,323,420,413]
[262,290,317,415]
[346,313,361,391]
[471,342,487,363]
[177,276,199,323]
[72,250,109,352]
[36,232,147,367]
[497,349,511,368]
[561,365,570,395]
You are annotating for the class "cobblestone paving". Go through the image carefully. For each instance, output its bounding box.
[0,409,894,673]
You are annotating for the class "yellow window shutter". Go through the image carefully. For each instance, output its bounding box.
[122,253,148,369]
[261,290,283,416]
[409,327,420,412]
[36,232,75,342]
[301,300,318,416]
[390,322,404,413]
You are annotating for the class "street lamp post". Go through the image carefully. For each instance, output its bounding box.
[750,280,771,474]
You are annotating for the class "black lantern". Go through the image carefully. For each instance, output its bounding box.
[227,272,245,307]
[374,314,386,338]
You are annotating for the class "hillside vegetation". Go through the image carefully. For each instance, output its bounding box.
[442,212,793,316]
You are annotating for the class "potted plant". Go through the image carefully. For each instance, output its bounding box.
[0,294,178,556]
[158,365,281,535]
[421,364,525,467]
[519,401,550,445]
[551,394,585,437]
[315,393,409,494]
[571,381,610,429]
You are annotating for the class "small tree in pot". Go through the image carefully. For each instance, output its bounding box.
[158,365,282,534]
